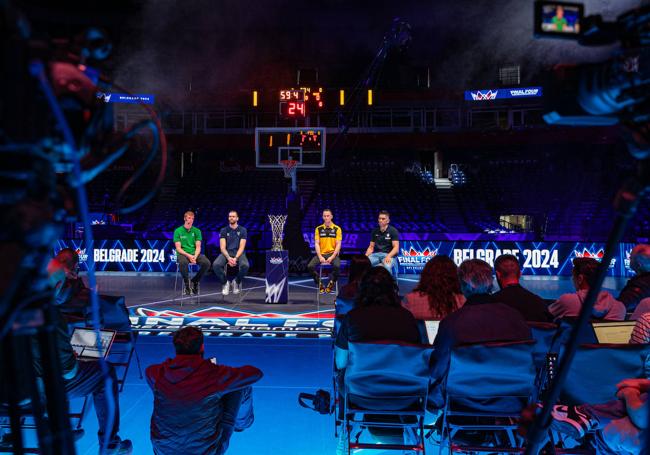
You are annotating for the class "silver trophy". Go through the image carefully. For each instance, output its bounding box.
[268,214,288,251]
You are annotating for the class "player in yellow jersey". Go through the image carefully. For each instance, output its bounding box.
[307,209,342,294]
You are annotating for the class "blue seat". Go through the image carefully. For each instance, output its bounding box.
[439,340,537,454]
[340,341,434,453]
[560,343,650,406]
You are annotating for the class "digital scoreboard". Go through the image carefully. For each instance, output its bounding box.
[278,88,325,118]
[255,127,326,168]
[279,89,306,118]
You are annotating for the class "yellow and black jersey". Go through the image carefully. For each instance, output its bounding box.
[315,223,342,255]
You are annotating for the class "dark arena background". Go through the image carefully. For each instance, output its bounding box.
[2,0,650,454]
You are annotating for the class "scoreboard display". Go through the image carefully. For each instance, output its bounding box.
[255,127,325,168]
[278,88,324,118]
[279,90,306,118]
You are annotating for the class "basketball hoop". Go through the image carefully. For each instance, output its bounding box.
[279,159,299,179]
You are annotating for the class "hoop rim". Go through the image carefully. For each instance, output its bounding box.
[279,159,299,169]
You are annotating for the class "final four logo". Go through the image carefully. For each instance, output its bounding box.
[470,90,498,101]
[398,246,438,269]
[75,248,88,263]
[573,248,616,268]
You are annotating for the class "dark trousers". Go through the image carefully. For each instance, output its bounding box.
[64,361,120,445]
[216,387,255,455]
[212,252,250,285]
[307,254,341,285]
[177,254,210,283]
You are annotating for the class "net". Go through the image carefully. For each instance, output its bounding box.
[268,214,288,251]
[279,159,299,179]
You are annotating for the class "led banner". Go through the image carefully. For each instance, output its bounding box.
[55,239,177,272]
[464,86,543,101]
[130,307,334,338]
[397,241,636,277]
[96,92,155,104]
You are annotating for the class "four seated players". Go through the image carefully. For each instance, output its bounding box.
[173,208,401,298]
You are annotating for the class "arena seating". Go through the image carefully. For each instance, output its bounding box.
[304,156,448,233]
[82,146,648,243]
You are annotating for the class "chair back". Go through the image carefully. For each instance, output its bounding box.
[345,341,433,411]
[561,343,650,405]
[528,321,559,368]
[445,340,536,414]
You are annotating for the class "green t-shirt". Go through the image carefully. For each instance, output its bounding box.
[552,16,568,31]
[173,225,202,255]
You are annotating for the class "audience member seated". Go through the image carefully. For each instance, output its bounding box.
[631,313,650,344]
[550,378,648,454]
[335,267,420,371]
[146,327,263,455]
[32,291,131,453]
[630,298,650,321]
[491,254,552,322]
[429,259,531,408]
[47,249,131,331]
[47,248,90,312]
[630,313,650,378]
[401,255,465,320]
[619,244,650,312]
[336,254,372,316]
[549,258,626,321]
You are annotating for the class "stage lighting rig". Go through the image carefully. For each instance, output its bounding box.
[535,1,650,159]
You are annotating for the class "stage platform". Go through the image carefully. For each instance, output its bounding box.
[91,273,628,339]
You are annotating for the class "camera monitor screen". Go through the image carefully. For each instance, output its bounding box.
[535,1,584,37]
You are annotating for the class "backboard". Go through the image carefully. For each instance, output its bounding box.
[255,127,326,169]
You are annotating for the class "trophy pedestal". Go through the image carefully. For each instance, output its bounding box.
[265,250,288,304]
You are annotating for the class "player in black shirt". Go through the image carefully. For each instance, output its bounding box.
[365,210,400,277]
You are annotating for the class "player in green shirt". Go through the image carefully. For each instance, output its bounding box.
[173,211,211,295]
[551,6,568,32]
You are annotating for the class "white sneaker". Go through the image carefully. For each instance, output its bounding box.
[222,281,230,295]
[232,281,241,295]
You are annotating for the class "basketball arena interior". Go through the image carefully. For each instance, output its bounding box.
[2,1,650,454]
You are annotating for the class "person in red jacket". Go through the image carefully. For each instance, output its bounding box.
[146,327,263,455]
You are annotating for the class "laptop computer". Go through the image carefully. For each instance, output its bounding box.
[70,327,117,360]
[591,321,636,344]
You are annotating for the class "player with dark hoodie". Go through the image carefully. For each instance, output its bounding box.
[146,327,263,455]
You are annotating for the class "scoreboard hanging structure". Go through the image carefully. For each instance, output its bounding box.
[255,127,326,169]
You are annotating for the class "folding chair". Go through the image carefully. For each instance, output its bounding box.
[439,340,537,454]
[108,331,143,392]
[62,296,143,394]
[0,394,90,452]
[527,321,560,400]
[547,343,650,452]
[560,343,650,406]
[340,340,434,453]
